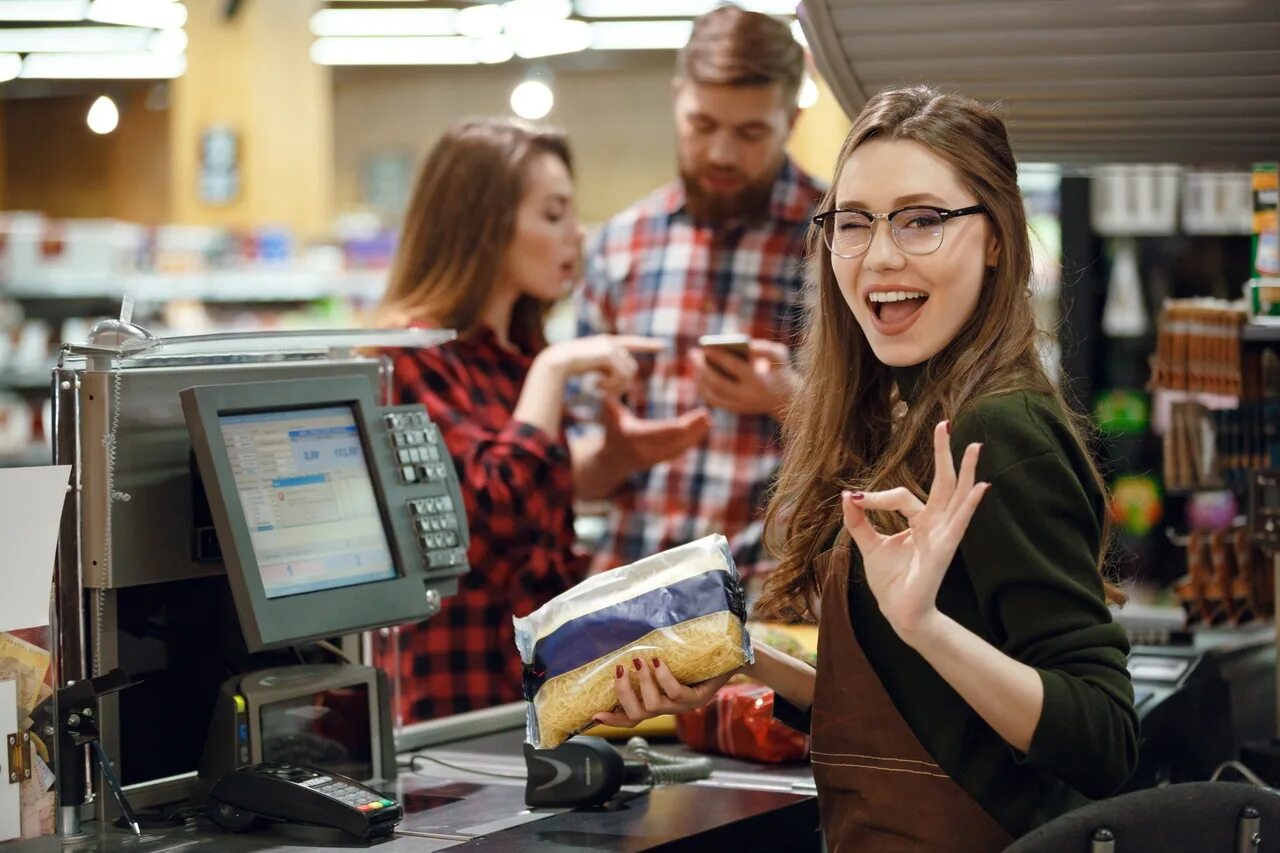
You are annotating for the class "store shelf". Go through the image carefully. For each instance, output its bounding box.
[1242,323,1280,344]
[2,269,389,303]
[0,443,52,468]
[0,365,55,391]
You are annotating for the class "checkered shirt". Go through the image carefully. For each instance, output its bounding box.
[569,159,824,577]
[377,327,587,722]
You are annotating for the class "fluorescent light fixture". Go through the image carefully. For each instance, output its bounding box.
[576,0,795,16]
[0,54,22,83]
[20,51,187,78]
[510,79,553,120]
[148,27,187,55]
[309,8,457,37]
[0,26,153,53]
[797,73,818,108]
[503,0,571,29]
[512,19,591,58]
[88,0,187,29]
[456,4,503,39]
[476,36,514,64]
[311,36,500,66]
[790,18,806,47]
[739,1,797,13]
[591,20,692,50]
[0,0,89,21]
[86,94,119,134]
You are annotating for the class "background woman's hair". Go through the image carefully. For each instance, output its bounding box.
[755,85,1123,622]
[376,117,572,349]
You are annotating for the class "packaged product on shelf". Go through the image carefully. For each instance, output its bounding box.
[514,534,752,749]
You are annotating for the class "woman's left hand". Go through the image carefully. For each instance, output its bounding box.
[841,421,989,643]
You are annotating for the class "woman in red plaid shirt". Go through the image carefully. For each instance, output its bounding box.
[375,119,711,722]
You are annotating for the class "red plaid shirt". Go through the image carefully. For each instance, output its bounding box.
[569,159,824,576]
[377,327,587,722]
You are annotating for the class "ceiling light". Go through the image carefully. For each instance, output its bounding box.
[456,4,503,38]
[576,0,795,16]
[148,27,187,55]
[510,79,553,120]
[790,19,806,47]
[476,36,514,65]
[88,0,186,29]
[310,36,494,66]
[503,0,571,28]
[86,94,119,134]
[20,52,187,78]
[0,27,154,53]
[0,54,21,83]
[309,8,457,37]
[797,73,818,108]
[512,19,591,59]
[0,0,89,21]
[590,20,692,50]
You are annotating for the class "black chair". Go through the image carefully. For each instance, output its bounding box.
[1004,782,1280,852]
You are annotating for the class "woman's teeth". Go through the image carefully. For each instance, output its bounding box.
[868,291,927,303]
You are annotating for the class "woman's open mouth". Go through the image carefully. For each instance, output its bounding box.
[867,290,928,336]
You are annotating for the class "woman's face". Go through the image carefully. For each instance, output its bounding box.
[828,138,999,367]
[502,152,583,303]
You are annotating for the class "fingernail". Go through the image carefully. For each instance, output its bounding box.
[632,658,643,671]
[652,658,661,669]
[945,420,952,434]
[849,492,864,500]
[615,665,624,679]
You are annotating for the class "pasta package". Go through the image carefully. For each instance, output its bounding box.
[514,534,753,749]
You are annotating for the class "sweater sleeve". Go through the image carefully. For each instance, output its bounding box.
[955,432,1139,799]
[392,349,572,574]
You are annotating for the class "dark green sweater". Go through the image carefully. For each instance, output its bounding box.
[777,377,1139,838]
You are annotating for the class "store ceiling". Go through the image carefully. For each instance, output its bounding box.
[799,0,1280,166]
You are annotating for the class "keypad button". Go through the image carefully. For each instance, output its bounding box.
[401,466,417,483]
[440,496,454,512]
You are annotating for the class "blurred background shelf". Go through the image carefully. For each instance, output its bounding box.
[2,269,388,303]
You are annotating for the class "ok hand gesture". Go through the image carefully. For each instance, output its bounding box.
[841,421,989,642]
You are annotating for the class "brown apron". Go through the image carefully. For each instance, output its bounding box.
[810,546,1014,852]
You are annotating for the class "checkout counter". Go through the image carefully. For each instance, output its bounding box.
[6,326,818,852]
[6,324,1276,851]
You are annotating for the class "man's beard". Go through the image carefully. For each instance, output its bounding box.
[680,160,781,226]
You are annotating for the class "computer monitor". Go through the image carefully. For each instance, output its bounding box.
[181,374,469,652]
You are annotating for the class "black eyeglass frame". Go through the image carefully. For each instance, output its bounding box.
[811,204,988,258]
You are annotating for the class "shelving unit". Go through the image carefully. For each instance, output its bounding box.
[0,269,392,467]
[1242,323,1280,344]
[3,269,387,303]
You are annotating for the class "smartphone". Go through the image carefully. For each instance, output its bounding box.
[697,333,751,379]
[697,333,751,359]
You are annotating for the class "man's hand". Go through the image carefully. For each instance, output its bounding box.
[691,338,796,421]
[572,398,710,502]
[600,397,711,471]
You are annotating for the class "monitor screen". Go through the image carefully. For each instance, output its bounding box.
[217,406,397,599]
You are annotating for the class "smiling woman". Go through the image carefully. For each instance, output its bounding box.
[603,85,1140,852]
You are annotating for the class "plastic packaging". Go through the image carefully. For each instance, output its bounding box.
[675,681,811,764]
[514,534,753,749]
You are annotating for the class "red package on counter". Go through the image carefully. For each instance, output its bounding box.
[675,681,810,764]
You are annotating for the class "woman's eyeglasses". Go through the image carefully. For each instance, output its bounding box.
[812,204,987,258]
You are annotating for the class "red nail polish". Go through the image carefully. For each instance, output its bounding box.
[945,420,952,434]
[615,665,624,679]
[632,658,643,671]
[850,492,864,500]
[652,658,661,669]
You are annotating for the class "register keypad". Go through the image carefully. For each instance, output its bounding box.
[383,410,466,572]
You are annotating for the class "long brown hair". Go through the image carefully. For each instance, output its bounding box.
[755,85,1123,622]
[376,118,572,348]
